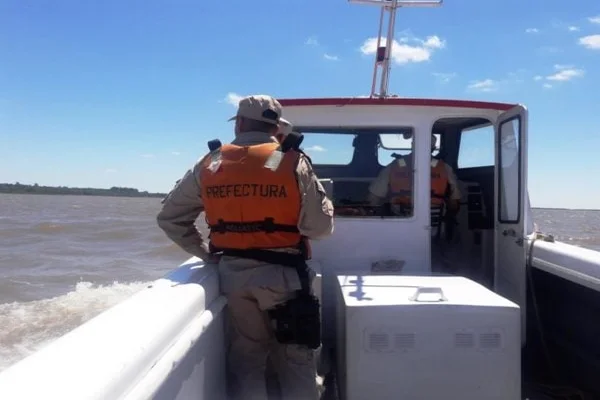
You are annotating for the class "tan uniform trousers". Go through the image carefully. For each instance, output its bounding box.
[226,286,319,400]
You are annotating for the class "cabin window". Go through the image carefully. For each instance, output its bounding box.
[296,127,416,219]
[298,132,354,165]
[378,132,439,164]
[498,117,521,223]
[457,124,495,169]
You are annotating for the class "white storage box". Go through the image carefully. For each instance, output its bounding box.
[335,274,521,400]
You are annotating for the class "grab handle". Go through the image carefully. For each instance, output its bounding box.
[408,286,447,302]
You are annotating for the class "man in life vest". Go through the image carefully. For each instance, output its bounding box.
[157,94,334,400]
[368,133,461,219]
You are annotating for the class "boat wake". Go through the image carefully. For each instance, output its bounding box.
[0,280,148,372]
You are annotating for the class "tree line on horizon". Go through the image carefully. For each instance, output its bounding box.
[0,182,166,198]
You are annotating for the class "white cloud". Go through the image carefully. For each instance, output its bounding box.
[171,151,181,156]
[466,70,526,93]
[533,65,584,88]
[359,34,446,65]
[525,28,540,34]
[224,92,244,107]
[588,16,600,24]
[578,35,600,49]
[305,36,319,46]
[546,64,584,81]
[422,36,445,49]
[141,154,155,158]
[432,72,456,83]
[304,145,326,152]
[467,79,498,92]
[304,37,338,62]
[551,20,581,32]
[553,63,573,70]
[105,168,117,173]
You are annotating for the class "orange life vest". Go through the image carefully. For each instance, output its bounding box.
[199,142,302,251]
[388,154,449,207]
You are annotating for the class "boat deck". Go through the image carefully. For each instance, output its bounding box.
[260,364,582,400]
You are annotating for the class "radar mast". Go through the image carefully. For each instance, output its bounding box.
[348,0,443,98]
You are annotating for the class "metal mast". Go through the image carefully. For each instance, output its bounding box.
[348,0,443,98]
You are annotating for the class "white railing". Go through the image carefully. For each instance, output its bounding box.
[531,239,600,292]
[0,258,228,400]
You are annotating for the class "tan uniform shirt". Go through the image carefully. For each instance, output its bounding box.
[157,131,334,294]
[369,157,462,201]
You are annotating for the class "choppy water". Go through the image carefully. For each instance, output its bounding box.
[1,193,599,372]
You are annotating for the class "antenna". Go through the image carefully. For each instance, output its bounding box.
[348,0,443,98]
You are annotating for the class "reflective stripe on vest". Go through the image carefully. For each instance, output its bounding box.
[199,142,302,251]
[388,155,449,206]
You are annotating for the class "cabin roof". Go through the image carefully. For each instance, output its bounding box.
[279,97,516,111]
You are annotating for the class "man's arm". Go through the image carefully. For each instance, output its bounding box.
[156,162,215,262]
[295,156,334,240]
[367,165,391,206]
[444,163,462,213]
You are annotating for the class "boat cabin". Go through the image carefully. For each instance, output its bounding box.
[279,97,533,345]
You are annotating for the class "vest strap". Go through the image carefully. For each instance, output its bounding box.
[264,148,284,171]
[206,148,223,173]
[209,217,300,234]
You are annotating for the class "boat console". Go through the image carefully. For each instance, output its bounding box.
[335,275,521,400]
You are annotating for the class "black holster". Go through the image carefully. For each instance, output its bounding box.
[220,248,321,350]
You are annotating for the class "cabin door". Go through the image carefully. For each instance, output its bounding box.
[493,105,528,343]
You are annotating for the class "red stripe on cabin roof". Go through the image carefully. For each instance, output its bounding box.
[278,97,516,111]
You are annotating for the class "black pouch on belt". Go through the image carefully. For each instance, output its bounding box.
[220,248,321,350]
[268,283,321,350]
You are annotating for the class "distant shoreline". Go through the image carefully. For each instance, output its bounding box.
[1,183,597,210]
[0,183,166,198]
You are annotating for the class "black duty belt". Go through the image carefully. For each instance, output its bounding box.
[209,217,299,234]
[220,248,311,295]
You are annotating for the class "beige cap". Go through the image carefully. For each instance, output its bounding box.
[278,117,293,135]
[227,94,282,125]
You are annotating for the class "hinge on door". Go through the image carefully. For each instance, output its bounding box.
[502,228,516,237]
[503,228,524,246]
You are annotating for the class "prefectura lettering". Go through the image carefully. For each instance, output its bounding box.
[205,184,288,199]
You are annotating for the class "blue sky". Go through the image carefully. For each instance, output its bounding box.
[1,0,599,209]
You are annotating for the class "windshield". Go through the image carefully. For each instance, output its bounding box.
[295,128,439,165]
